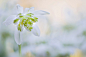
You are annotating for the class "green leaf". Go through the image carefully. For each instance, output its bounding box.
[82,31,86,36]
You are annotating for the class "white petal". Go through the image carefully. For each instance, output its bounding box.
[33,10,50,15]
[3,15,16,26]
[29,7,34,13]
[17,4,23,13]
[13,4,23,15]
[14,27,22,45]
[31,23,40,36]
[24,8,29,13]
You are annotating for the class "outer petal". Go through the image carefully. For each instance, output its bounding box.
[17,4,23,13]
[3,15,16,26]
[31,23,40,36]
[14,27,22,45]
[33,10,50,15]
[13,4,23,15]
[24,8,29,14]
[29,7,34,13]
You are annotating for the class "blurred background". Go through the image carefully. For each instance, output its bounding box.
[0,0,86,57]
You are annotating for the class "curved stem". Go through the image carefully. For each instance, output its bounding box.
[18,44,21,56]
[18,31,22,56]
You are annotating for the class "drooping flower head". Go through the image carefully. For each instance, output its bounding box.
[3,4,49,45]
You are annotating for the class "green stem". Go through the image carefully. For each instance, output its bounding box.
[18,44,21,56]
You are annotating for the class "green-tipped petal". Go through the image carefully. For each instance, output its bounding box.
[31,23,40,36]
[3,15,16,26]
[13,19,19,25]
[17,24,23,32]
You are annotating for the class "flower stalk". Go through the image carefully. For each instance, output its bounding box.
[18,44,21,56]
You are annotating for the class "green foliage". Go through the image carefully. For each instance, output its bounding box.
[82,30,86,36]
[63,25,75,31]
[1,32,10,39]
[63,44,74,47]
[36,41,47,45]
[56,54,69,57]
[46,51,50,57]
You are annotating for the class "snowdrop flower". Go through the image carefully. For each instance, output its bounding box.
[3,4,50,45]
